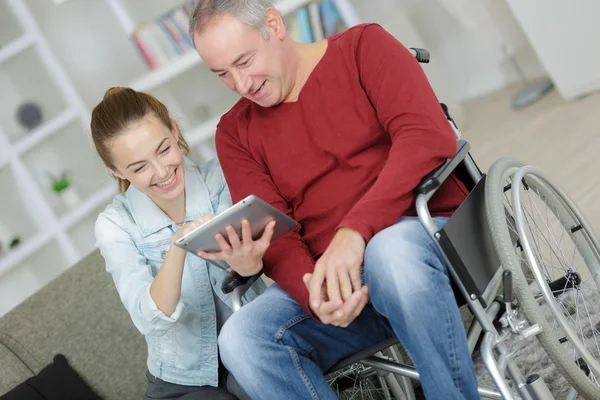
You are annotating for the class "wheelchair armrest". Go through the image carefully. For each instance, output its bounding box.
[221,270,262,295]
[416,139,471,195]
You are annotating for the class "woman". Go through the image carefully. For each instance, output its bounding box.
[92,87,270,400]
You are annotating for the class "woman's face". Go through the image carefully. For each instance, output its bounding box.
[109,113,185,203]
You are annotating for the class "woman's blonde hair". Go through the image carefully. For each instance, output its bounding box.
[90,87,190,192]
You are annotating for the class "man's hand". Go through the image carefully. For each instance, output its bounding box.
[198,219,276,276]
[305,227,369,326]
[302,273,369,327]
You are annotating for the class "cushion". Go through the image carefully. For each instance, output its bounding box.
[0,343,34,395]
[0,354,102,400]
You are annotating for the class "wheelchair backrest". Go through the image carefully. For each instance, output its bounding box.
[436,173,505,306]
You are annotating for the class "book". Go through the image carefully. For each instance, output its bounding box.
[319,0,347,37]
[283,0,347,45]
[132,2,196,69]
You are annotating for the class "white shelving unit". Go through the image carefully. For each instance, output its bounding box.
[124,0,361,150]
[0,0,113,316]
[127,0,347,92]
[0,0,361,317]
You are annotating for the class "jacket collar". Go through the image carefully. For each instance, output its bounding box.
[126,157,213,237]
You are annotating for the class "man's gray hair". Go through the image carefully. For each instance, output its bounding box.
[189,0,275,47]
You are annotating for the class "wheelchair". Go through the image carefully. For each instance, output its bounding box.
[220,48,600,400]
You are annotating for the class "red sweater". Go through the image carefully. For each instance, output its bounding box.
[215,23,468,316]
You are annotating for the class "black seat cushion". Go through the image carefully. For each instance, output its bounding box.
[0,354,102,400]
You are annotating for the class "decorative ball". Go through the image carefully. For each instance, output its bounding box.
[16,102,43,131]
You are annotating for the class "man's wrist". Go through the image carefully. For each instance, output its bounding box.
[337,226,366,245]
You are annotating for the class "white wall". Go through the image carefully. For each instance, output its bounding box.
[354,0,548,103]
[32,0,548,114]
[349,0,466,126]
[407,0,548,102]
[504,0,600,100]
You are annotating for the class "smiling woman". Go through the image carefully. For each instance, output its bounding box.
[89,87,270,400]
[90,87,189,194]
[104,110,186,218]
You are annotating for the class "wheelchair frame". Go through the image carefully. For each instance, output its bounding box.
[222,48,567,400]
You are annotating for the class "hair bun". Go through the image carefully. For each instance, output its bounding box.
[103,86,130,100]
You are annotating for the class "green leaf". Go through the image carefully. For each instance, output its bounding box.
[51,177,72,192]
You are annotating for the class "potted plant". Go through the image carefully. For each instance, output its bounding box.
[49,170,80,210]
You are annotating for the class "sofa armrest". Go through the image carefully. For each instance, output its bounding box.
[0,339,35,395]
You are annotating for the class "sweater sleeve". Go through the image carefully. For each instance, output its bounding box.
[215,118,317,317]
[337,24,457,242]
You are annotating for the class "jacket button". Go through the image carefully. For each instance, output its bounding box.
[161,250,168,259]
[211,277,217,286]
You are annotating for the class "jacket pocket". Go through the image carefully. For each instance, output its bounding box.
[151,322,181,367]
[140,238,172,277]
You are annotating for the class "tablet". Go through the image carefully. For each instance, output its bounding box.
[174,194,299,256]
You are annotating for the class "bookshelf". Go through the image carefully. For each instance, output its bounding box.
[125,0,334,94]
[0,0,362,317]
[124,0,360,149]
[0,0,108,317]
[130,50,202,92]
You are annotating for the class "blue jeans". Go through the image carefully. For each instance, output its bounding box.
[218,217,480,399]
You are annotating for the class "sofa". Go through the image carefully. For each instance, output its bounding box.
[0,250,147,399]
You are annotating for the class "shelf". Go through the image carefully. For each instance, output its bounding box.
[127,0,311,93]
[14,108,78,155]
[0,238,68,317]
[0,154,8,171]
[129,50,202,92]
[21,120,112,218]
[190,137,218,164]
[0,230,54,279]
[61,182,117,230]
[0,46,69,144]
[0,35,35,65]
[0,2,25,48]
[0,127,10,169]
[276,0,313,17]
[0,164,43,253]
[186,115,221,147]
[146,61,240,136]
[116,0,182,32]
[67,200,112,258]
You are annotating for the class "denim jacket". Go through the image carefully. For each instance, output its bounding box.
[95,156,266,387]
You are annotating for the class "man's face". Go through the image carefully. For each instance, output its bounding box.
[194,11,289,107]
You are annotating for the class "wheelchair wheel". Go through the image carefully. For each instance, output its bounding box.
[327,362,391,400]
[326,344,416,400]
[485,157,600,399]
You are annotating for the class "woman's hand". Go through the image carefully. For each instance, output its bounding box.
[171,214,217,245]
[198,219,276,276]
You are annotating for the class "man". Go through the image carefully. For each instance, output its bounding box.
[190,1,478,399]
